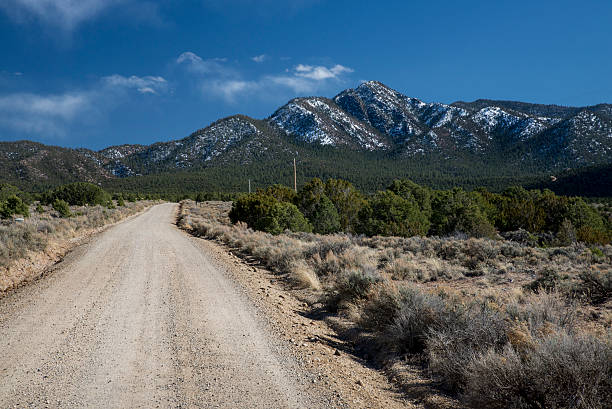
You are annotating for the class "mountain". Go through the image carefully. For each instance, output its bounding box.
[0,141,113,190]
[1,81,610,195]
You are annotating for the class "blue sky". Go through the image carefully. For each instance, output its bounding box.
[1,0,611,150]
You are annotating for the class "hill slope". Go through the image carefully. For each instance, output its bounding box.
[1,81,610,195]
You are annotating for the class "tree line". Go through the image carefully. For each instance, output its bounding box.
[229,178,612,245]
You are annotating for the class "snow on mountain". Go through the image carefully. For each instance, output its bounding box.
[3,81,610,186]
[334,81,427,141]
[269,97,388,150]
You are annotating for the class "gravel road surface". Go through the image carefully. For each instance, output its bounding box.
[0,203,333,408]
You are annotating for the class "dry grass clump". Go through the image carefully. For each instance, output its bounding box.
[463,332,612,409]
[179,200,612,407]
[0,224,46,266]
[288,260,321,290]
[358,283,610,407]
[1,201,153,292]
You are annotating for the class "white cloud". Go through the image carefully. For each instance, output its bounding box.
[264,75,317,94]
[177,51,355,102]
[294,64,353,80]
[0,92,88,120]
[0,73,167,136]
[251,54,267,63]
[0,92,92,135]
[213,64,354,101]
[207,80,259,102]
[176,52,233,76]
[0,0,160,30]
[102,74,168,94]
[176,51,203,64]
[0,0,124,29]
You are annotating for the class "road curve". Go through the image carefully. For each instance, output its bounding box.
[0,203,330,408]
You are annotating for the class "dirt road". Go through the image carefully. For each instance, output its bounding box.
[0,204,337,408]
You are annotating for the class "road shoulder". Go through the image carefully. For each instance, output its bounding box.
[183,229,415,409]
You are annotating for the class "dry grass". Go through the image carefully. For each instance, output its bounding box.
[179,200,612,407]
[1,200,155,292]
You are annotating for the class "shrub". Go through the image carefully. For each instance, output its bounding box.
[426,303,509,391]
[261,184,297,203]
[462,345,529,409]
[506,292,577,333]
[296,178,327,225]
[308,195,341,234]
[556,218,577,246]
[568,199,609,244]
[360,286,402,332]
[43,182,111,206]
[195,192,205,204]
[574,270,611,305]
[525,333,612,409]
[267,202,311,234]
[229,193,311,234]
[524,269,561,294]
[430,188,496,238]
[324,178,366,232]
[388,178,433,218]
[326,270,380,311]
[52,199,72,218]
[0,195,29,218]
[117,196,126,207]
[383,287,451,354]
[357,190,430,237]
[463,333,612,409]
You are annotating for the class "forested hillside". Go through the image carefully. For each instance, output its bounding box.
[1,81,610,197]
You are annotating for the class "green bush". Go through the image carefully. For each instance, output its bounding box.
[430,188,496,238]
[0,195,29,218]
[357,190,430,237]
[52,199,72,218]
[388,179,433,218]
[229,193,311,234]
[309,195,341,234]
[297,178,326,216]
[260,184,297,203]
[324,178,367,232]
[230,178,612,243]
[43,182,111,206]
[195,192,205,204]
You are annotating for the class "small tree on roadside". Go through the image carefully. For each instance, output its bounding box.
[195,192,205,206]
[310,195,341,234]
[357,190,430,237]
[0,195,29,218]
[53,199,72,218]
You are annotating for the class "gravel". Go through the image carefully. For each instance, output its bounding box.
[0,203,332,408]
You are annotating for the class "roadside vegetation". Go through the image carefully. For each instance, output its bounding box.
[0,182,154,293]
[228,178,611,245]
[179,178,611,409]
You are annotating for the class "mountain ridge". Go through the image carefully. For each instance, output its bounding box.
[1,81,610,194]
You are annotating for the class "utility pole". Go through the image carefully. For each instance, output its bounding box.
[293,158,297,193]
[248,179,251,194]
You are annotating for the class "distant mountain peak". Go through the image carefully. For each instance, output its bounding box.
[1,81,610,189]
